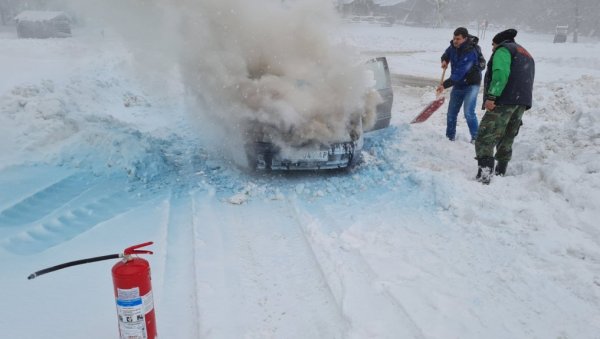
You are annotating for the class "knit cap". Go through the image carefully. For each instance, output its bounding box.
[493,29,518,44]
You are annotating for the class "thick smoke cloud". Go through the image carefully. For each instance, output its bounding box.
[176,0,379,158]
[66,0,379,166]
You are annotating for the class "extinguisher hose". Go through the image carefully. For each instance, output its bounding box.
[27,253,123,280]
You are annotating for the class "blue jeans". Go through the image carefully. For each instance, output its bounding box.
[446,84,480,141]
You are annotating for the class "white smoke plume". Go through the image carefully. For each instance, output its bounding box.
[64,0,380,166]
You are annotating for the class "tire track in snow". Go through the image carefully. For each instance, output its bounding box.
[1,179,155,255]
[155,191,201,339]
[189,188,249,339]
[190,188,347,339]
[286,196,427,339]
[0,173,96,229]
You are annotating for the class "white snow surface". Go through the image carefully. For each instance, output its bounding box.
[1,21,600,339]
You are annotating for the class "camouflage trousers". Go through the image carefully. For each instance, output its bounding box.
[475,104,526,162]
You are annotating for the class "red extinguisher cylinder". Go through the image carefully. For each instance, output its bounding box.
[112,257,157,339]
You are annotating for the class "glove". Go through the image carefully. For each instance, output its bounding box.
[442,79,453,89]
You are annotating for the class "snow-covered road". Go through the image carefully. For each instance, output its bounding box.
[1,18,599,339]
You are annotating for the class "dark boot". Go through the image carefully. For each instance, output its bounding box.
[476,157,495,185]
[495,161,508,176]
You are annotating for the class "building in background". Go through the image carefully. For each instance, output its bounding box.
[15,10,71,38]
[336,0,443,27]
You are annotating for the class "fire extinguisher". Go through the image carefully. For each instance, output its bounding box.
[27,241,158,339]
[112,242,157,339]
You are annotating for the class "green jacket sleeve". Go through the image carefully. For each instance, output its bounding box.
[487,47,512,98]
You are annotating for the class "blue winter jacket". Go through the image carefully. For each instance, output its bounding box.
[441,39,480,88]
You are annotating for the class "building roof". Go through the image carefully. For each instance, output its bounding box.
[14,11,69,22]
[373,0,410,6]
[338,0,410,6]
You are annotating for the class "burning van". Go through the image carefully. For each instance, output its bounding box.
[245,57,393,171]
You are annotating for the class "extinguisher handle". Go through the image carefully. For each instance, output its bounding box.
[124,242,154,255]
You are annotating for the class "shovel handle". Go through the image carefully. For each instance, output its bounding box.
[440,67,447,85]
[436,67,447,97]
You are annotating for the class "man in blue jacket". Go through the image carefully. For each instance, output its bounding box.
[436,27,484,142]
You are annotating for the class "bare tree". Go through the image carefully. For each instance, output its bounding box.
[427,0,449,28]
[0,0,29,25]
[573,0,580,42]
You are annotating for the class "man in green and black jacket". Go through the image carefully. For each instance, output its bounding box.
[475,29,535,184]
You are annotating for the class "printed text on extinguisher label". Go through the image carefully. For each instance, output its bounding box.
[116,287,147,339]
[142,290,154,315]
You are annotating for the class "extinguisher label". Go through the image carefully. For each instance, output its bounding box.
[116,287,147,339]
[142,290,154,315]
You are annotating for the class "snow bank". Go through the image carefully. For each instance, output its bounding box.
[0,35,182,182]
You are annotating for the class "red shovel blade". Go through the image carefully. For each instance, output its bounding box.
[410,96,445,124]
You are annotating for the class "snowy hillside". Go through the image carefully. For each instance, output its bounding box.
[1,16,599,339]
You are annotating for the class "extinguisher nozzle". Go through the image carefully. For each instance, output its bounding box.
[27,253,122,281]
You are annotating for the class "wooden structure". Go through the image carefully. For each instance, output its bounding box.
[553,25,568,43]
